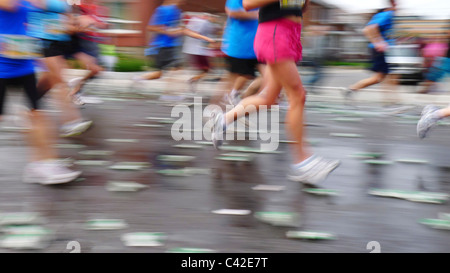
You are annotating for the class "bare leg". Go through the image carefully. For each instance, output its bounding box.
[233,75,252,93]
[42,56,83,124]
[437,106,450,118]
[141,70,163,80]
[241,64,266,98]
[241,77,262,99]
[270,61,312,164]
[223,61,311,163]
[382,73,400,105]
[69,52,103,96]
[189,70,208,82]
[223,67,279,125]
[209,71,238,107]
[26,110,58,162]
[350,72,386,91]
[36,73,53,99]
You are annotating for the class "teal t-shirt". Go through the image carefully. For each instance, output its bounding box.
[221,0,259,59]
[367,10,395,48]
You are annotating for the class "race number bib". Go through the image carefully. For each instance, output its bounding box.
[280,0,305,8]
[0,35,42,59]
[44,19,68,35]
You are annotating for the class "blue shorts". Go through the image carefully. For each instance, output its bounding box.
[426,57,450,82]
[370,48,389,74]
[79,38,100,59]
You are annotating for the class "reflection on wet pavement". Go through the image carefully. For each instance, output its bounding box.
[0,83,449,253]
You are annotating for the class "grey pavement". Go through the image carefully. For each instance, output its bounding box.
[63,67,450,107]
[0,67,449,253]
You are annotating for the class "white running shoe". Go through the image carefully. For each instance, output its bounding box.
[131,75,145,85]
[68,77,83,90]
[211,112,225,149]
[417,105,440,139]
[288,156,340,185]
[130,75,145,90]
[226,92,241,107]
[23,161,82,185]
[72,93,86,106]
[340,87,354,101]
[60,120,93,138]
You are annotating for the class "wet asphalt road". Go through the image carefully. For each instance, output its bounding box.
[0,69,449,253]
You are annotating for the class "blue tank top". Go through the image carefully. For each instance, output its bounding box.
[0,1,34,79]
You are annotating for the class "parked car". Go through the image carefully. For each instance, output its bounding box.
[385,44,425,85]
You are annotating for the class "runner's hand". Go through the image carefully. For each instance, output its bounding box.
[374,41,388,52]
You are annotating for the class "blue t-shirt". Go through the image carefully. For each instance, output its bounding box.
[0,1,34,79]
[221,0,259,59]
[367,10,395,49]
[148,4,182,52]
[26,0,71,42]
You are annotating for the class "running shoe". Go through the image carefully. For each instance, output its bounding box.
[227,92,241,106]
[130,75,145,89]
[68,77,83,89]
[211,111,225,149]
[340,87,354,101]
[220,93,231,107]
[288,156,340,185]
[72,93,86,106]
[131,75,144,84]
[417,105,440,139]
[60,120,93,138]
[23,160,82,185]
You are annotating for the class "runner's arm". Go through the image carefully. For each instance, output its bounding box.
[183,28,216,43]
[225,7,259,20]
[0,0,19,11]
[363,24,388,52]
[147,25,178,36]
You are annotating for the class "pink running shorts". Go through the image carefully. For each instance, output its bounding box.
[254,18,303,64]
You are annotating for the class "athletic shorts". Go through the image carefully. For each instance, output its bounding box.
[189,54,210,71]
[426,57,450,82]
[61,35,101,61]
[254,18,303,64]
[151,47,182,70]
[63,35,83,59]
[370,48,390,74]
[225,55,259,77]
[79,38,100,59]
[41,39,70,58]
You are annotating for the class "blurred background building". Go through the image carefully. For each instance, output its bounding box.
[95,0,449,71]
[98,0,226,47]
